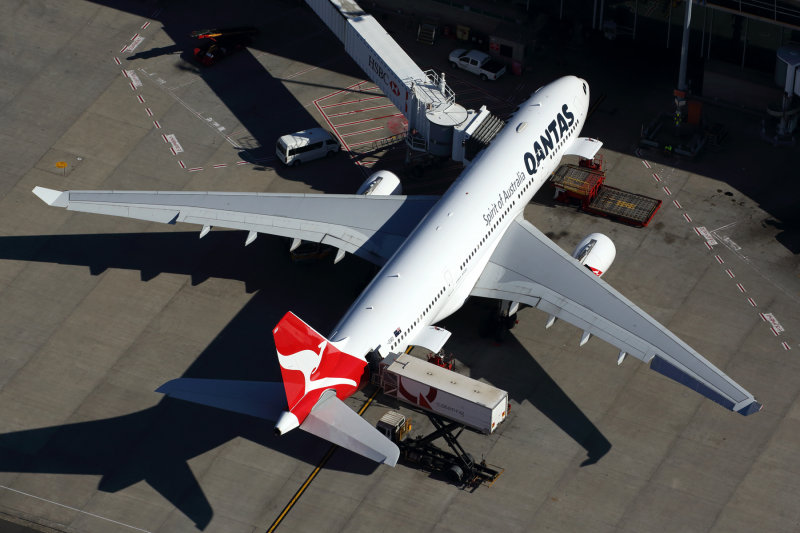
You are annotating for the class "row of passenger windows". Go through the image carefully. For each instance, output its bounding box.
[389,285,447,351]
[459,117,580,273]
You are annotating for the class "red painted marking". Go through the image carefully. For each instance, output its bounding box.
[213,163,227,168]
[314,99,350,153]
[725,269,735,278]
[130,33,140,41]
[663,186,672,196]
[188,167,204,172]
[178,160,186,169]
[314,80,367,103]
[319,95,385,108]
[326,103,395,118]
[122,69,129,78]
[335,113,403,127]
[673,200,682,209]
[153,120,161,129]
[145,108,153,117]
[137,95,145,103]
[652,173,661,182]
[782,342,791,350]
[771,327,780,336]
[747,297,757,307]
[759,313,767,321]
[642,160,651,169]
[715,255,724,264]
[170,147,177,155]
[114,57,121,65]
[694,227,702,237]
[683,213,692,222]
[704,242,713,251]
[161,134,168,143]
[141,21,151,30]
[340,125,385,137]
[236,161,248,165]
[737,283,746,293]
[347,133,401,148]
[120,44,128,53]
[130,81,136,91]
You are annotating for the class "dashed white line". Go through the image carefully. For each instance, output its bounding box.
[782,342,791,350]
[747,297,757,307]
[652,173,661,182]
[153,120,161,129]
[715,255,724,264]
[137,95,145,104]
[188,167,204,172]
[178,160,186,169]
[114,57,121,65]
[737,283,746,293]
[673,200,682,208]
[725,269,735,279]
[141,21,151,30]
[642,160,651,169]
[663,186,672,196]
[145,107,153,117]
[683,213,692,223]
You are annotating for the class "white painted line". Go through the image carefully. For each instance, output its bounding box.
[663,186,672,196]
[0,485,152,533]
[782,342,791,350]
[122,69,129,78]
[130,33,140,41]
[137,95,145,104]
[188,167,204,172]
[141,21,151,30]
[285,65,319,79]
[721,236,742,251]
[145,107,153,117]
[236,161,249,165]
[736,283,746,293]
[161,134,168,143]
[114,57,121,65]
[673,199,682,209]
[683,213,692,223]
[178,160,186,169]
[129,81,137,91]
[153,120,161,129]
[642,160,651,169]
[122,35,145,53]
[725,269,735,278]
[747,297,757,307]
[170,147,177,155]
[770,327,780,336]
[652,173,661,182]
[704,242,713,251]
[715,255,724,264]
[213,163,227,168]
[165,134,183,153]
[762,313,784,334]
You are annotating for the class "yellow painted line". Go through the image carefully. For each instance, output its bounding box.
[266,388,380,532]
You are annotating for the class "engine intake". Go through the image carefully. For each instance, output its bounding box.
[357,170,402,196]
[572,233,615,277]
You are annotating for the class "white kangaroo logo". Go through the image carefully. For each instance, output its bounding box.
[277,340,357,397]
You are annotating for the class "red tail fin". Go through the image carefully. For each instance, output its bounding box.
[272,312,367,432]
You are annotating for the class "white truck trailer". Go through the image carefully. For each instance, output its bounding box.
[377,352,509,434]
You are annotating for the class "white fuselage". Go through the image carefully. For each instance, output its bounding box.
[329,76,591,359]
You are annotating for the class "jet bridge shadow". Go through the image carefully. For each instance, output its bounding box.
[443,300,612,467]
[0,231,380,529]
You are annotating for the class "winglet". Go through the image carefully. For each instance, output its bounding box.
[32,187,68,207]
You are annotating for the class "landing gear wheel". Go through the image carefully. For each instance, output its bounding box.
[480,74,488,81]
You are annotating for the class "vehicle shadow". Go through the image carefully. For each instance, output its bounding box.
[0,231,379,529]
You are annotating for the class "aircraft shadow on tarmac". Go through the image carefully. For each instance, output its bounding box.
[0,229,611,528]
[0,231,379,529]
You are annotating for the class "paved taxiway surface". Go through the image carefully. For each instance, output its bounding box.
[1,1,799,532]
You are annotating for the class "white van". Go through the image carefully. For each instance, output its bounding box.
[275,128,340,166]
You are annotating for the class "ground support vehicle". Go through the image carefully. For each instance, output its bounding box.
[190,27,259,67]
[448,49,506,81]
[550,158,661,227]
[377,410,503,488]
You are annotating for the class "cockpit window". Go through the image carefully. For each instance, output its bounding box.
[583,83,587,94]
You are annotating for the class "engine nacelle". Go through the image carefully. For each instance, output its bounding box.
[572,233,615,277]
[357,170,402,196]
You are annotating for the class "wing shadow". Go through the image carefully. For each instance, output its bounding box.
[0,232,379,529]
[443,300,612,467]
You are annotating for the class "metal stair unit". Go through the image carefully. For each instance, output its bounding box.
[464,113,506,161]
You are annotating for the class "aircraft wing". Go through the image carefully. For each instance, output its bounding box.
[32,187,438,266]
[471,216,762,416]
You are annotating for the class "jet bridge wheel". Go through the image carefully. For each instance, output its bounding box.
[480,74,488,81]
[448,464,464,483]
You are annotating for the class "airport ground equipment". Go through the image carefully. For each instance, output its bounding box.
[377,410,503,487]
[306,0,505,163]
[550,157,661,227]
[375,352,509,434]
[190,27,259,66]
[448,49,506,81]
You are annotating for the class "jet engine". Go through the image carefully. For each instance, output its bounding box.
[572,233,615,277]
[357,170,402,196]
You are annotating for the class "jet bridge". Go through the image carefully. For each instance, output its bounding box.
[306,0,503,163]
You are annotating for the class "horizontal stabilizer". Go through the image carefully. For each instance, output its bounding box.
[300,393,400,466]
[156,378,286,421]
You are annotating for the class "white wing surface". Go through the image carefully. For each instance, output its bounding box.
[471,216,762,416]
[33,187,438,265]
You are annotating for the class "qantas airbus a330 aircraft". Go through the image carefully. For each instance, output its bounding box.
[33,76,761,466]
